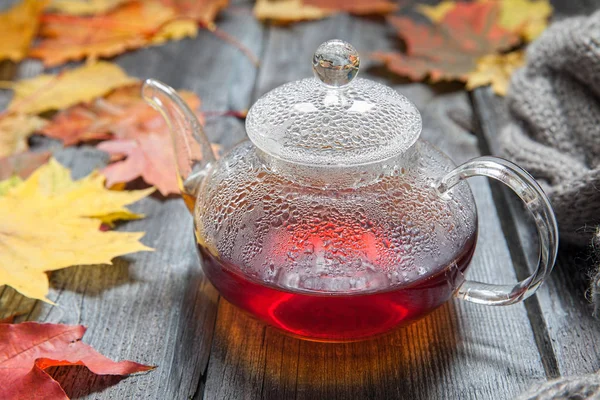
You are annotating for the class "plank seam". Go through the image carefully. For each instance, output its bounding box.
[195,296,222,400]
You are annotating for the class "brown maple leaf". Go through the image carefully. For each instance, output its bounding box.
[41,84,204,195]
[29,1,187,67]
[40,101,118,146]
[0,322,153,400]
[0,151,51,181]
[372,1,519,82]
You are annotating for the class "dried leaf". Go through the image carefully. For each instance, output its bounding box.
[0,322,154,400]
[41,84,204,195]
[372,2,519,82]
[254,0,330,23]
[151,19,198,45]
[0,314,17,323]
[466,50,524,96]
[99,135,181,195]
[0,151,51,181]
[0,115,46,158]
[160,0,229,25]
[496,0,552,42]
[0,159,153,302]
[0,0,47,62]
[303,0,397,14]
[0,176,21,196]
[38,103,114,146]
[48,0,128,15]
[254,0,396,23]
[420,0,553,42]
[99,138,219,197]
[417,0,454,22]
[7,62,136,115]
[29,1,192,67]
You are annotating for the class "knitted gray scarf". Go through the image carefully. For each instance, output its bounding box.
[499,11,600,247]
[501,10,600,400]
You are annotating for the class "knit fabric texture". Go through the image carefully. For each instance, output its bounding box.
[499,11,600,246]
[504,11,600,400]
[516,373,600,400]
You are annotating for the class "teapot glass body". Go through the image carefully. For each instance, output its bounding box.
[193,140,477,341]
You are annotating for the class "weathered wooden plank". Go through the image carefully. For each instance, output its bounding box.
[473,85,600,377]
[203,13,547,400]
[0,1,264,398]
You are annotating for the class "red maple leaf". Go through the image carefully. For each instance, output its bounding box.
[0,322,154,400]
[98,134,179,195]
[372,1,519,82]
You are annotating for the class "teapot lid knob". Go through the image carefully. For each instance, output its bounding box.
[312,39,360,88]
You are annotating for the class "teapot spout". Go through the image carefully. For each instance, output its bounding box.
[142,79,215,210]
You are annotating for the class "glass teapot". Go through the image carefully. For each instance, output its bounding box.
[143,40,558,342]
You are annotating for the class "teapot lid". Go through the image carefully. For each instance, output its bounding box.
[246,39,422,166]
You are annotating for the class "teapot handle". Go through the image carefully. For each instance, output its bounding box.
[435,156,559,305]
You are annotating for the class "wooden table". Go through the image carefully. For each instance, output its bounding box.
[1,1,599,398]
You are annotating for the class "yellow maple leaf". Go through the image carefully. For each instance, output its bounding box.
[152,19,198,45]
[48,0,128,15]
[254,0,332,23]
[0,176,21,196]
[0,114,47,158]
[0,159,154,302]
[7,62,136,115]
[467,51,525,96]
[417,0,455,22]
[497,0,552,42]
[0,0,48,62]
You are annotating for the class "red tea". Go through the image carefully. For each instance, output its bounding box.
[198,232,476,342]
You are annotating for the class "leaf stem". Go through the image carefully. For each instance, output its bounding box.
[206,24,260,67]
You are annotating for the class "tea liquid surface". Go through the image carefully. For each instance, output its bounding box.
[198,232,476,341]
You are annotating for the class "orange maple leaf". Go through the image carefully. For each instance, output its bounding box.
[160,0,229,26]
[29,1,179,67]
[41,84,205,195]
[0,0,48,62]
[372,1,519,82]
[254,0,396,24]
[303,0,397,15]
